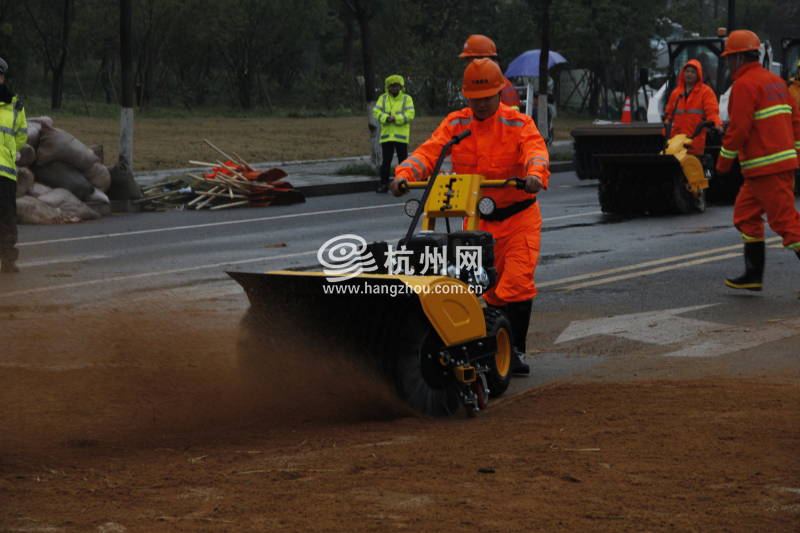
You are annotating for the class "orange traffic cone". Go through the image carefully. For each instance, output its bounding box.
[620,96,632,123]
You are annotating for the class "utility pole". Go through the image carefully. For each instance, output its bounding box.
[108,0,141,208]
[727,0,735,31]
[119,0,133,169]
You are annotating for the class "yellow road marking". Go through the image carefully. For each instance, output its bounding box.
[540,236,782,291]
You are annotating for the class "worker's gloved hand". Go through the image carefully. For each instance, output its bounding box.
[523,175,544,194]
[714,124,725,135]
[386,115,395,123]
[390,178,408,197]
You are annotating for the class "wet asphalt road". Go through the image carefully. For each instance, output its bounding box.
[3,170,799,385]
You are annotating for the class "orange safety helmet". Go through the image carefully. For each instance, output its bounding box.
[459,34,498,58]
[721,29,761,56]
[462,58,505,99]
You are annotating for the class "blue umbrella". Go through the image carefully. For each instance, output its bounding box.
[504,50,568,77]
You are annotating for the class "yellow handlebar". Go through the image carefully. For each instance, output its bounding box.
[402,177,524,190]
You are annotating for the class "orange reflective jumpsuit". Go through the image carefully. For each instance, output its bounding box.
[716,61,800,250]
[395,103,550,305]
[663,59,722,155]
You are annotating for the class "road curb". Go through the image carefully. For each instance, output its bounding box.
[296,160,575,197]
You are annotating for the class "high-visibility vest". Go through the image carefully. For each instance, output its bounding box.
[372,90,415,144]
[718,62,800,178]
[0,95,27,182]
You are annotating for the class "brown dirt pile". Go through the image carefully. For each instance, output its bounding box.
[1,304,798,531]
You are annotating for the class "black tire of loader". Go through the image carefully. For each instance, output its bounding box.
[393,312,462,417]
[671,176,706,214]
[483,308,513,399]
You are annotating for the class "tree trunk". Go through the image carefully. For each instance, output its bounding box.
[368,100,380,168]
[356,6,375,102]
[49,0,72,110]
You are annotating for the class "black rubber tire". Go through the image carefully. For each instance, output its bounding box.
[672,176,706,214]
[392,312,461,417]
[598,177,624,214]
[483,308,513,398]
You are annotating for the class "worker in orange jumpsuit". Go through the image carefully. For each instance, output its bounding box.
[391,58,550,375]
[459,34,521,110]
[716,30,800,291]
[663,59,723,157]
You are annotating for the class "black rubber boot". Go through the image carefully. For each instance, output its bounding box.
[724,241,765,291]
[504,299,533,376]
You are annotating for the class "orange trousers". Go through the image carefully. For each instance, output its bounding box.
[478,203,542,306]
[733,170,800,248]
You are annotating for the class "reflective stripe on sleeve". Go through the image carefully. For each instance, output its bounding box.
[0,126,14,135]
[525,156,548,171]
[740,149,797,170]
[719,147,738,159]
[449,118,472,126]
[397,161,422,180]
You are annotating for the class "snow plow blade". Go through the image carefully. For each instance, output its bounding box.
[594,153,707,215]
[228,270,506,417]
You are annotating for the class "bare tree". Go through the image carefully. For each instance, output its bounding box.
[341,0,377,102]
[23,0,74,109]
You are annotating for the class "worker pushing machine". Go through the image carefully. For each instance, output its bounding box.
[391,58,549,375]
[663,59,723,157]
[715,30,800,290]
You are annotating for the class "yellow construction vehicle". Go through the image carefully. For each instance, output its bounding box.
[593,120,714,214]
[230,133,527,417]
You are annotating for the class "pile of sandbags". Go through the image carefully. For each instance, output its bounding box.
[15,117,112,224]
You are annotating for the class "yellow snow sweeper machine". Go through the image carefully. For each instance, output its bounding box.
[229,131,527,417]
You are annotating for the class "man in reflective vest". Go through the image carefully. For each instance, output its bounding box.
[0,57,27,274]
[459,34,521,110]
[663,59,723,157]
[372,74,415,193]
[716,30,800,290]
[391,58,550,375]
